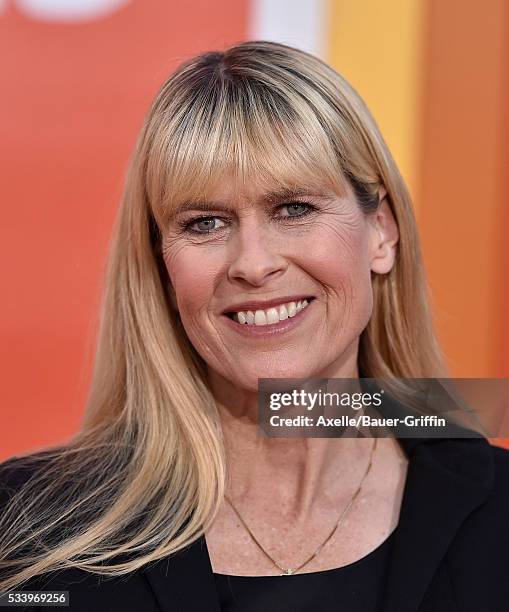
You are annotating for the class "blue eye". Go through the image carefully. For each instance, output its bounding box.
[274,202,317,222]
[184,216,227,234]
[279,203,314,218]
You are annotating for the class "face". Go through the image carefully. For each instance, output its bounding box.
[161,178,398,392]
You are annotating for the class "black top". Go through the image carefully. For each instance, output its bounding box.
[2,435,509,611]
[213,527,396,611]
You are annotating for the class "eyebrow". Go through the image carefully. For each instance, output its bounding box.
[174,188,332,214]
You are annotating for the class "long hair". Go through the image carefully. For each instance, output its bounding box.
[0,40,447,591]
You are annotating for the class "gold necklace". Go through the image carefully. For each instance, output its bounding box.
[224,437,378,576]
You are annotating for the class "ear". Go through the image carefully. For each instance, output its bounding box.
[369,188,399,274]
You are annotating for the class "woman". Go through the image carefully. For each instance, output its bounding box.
[1,40,508,611]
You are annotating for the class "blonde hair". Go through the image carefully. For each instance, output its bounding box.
[0,40,447,590]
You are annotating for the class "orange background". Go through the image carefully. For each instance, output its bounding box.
[1,0,507,460]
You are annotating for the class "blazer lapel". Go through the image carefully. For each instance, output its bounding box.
[380,435,494,612]
[142,535,220,612]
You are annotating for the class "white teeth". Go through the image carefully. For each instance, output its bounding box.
[237,311,247,324]
[266,307,280,324]
[254,310,267,326]
[231,298,312,326]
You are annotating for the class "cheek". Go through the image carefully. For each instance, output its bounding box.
[164,246,221,319]
[309,223,371,288]
[308,224,373,322]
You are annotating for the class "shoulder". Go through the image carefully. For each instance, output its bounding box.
[447,442,509,549]
[0,454,158,610]
[478,442,509,507]
[490,444,509,476]
[0,451,57,508]
[491,442,509,473]
[484,442,509,512]
[452,441,509,518]
[442,443,509,607]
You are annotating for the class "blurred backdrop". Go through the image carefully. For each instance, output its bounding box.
[1,0,508,459]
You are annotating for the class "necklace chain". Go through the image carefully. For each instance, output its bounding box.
[224,437,378,576]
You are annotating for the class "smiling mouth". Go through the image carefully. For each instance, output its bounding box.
[226,297,316,326]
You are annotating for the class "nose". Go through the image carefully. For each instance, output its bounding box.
[227,219,288,287]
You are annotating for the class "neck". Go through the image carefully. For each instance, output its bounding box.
[207,355,384,520]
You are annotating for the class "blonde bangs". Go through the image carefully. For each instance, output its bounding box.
[145,72,347,229]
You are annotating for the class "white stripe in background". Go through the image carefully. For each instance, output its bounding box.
[14,0,131,22]
[248,0,328,59]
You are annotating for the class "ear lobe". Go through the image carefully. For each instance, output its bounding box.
[369,198,399,275]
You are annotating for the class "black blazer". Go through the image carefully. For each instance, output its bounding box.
[1,434,509,611]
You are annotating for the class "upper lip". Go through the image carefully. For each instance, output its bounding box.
[222,295,315,314]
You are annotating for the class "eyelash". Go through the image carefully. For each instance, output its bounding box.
[178,202,317,235]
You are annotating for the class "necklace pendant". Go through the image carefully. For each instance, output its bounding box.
[281,568,294,576]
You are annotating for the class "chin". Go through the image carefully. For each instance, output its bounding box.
[237,362,318,388]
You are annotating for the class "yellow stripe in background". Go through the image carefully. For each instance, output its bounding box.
[326,0,423,202]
